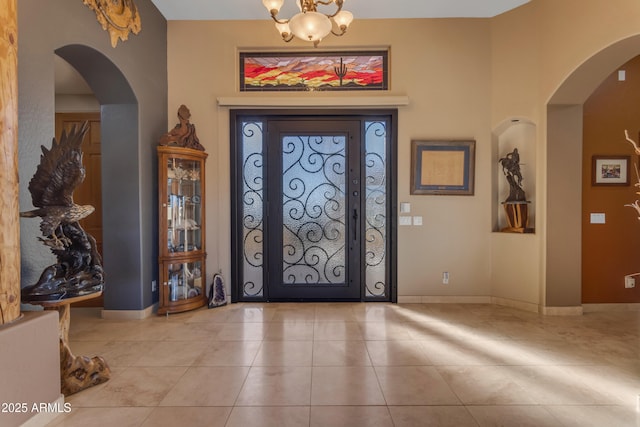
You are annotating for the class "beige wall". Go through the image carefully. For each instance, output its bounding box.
[491,0,640,308]
[168,0,640,308]
[168,18,495,300]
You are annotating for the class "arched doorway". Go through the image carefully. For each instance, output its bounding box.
[546,35,640,308]
[53,44,142,311]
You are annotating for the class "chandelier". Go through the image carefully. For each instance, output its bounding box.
[262,0,354,47]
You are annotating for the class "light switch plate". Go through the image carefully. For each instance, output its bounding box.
[399,216,412,226]
[400,202,411,213]
[413,216,423,226]
[590,213,606,224]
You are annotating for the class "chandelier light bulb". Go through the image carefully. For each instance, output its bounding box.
[289,11,332,43]
[333,10,353,30]
[262,0,284,14]
[275,21,291,36]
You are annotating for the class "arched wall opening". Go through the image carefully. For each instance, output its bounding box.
[546,34,640,307]
[490,117,540,312]
[54,44,143,312]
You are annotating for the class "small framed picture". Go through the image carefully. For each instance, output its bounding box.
[592,155,630,186]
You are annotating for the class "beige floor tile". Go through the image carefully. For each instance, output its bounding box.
[436,366,538,405]
[312,340,372,366]
[271,306,318,322]
[314,321,363,340]
[48,407,153,427]
[310,405,394,427]
[141,407,231,427]
[544,404,638,427]
[487,318,563,340]
[185,306,233,323]
[404,320,458,340]
[315,304,360,321]
[366,340,431,366]
[192,340,262,366]
[69,321,138,342]
[375,366,460,406]
[159,366,250,406]
[226,406,310,427]
[78,340,158,367]
[517,365,627,405]
[236,366,312,406]
[527,339,615,365]
[252,340,313,366]
[215,322,267,341]
[48,304,639,427]
[417,338,497,365]
[353,305,404,323]
[225,306,277,323]
[311,367,386,405]
[68,366,188,407]
[161,321,225,341]
[131,340,209,366]
[359,321,412,340]
[466,405,560,427]
[388,406,478,427]
[264,321,315,340]
[429,335,550,365]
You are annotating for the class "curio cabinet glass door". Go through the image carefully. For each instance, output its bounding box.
[158,146,207,314]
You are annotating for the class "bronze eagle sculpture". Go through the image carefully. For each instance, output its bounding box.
[20,122,105,301]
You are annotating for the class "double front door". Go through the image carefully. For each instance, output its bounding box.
[232,111,396,302]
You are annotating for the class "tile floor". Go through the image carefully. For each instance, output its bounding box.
[47,303,639,426]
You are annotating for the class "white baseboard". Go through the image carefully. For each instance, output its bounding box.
[541,306,583,316]
[397,295,586,316]
[398,295,491,304]
[491,297,539,313]
[101,303,156,320]
[582,303,640,312]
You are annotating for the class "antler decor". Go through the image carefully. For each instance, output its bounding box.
[83,0,141,48]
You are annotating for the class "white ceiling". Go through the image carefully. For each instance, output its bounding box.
[149,0,530,20]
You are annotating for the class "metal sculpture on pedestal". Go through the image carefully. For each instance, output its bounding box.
[20,122,105,301]
[499,148,531,232]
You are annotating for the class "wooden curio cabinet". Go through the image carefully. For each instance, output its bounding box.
[157,146,208,315]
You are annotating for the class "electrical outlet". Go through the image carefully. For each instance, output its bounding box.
[442,272,449,285]
[152,280,158,292]
[624,275,636,289]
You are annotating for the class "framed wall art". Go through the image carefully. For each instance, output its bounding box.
[410,140,476,195]
[239,50,388,92]
[592,155,630,186]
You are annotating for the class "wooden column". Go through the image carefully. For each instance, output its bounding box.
[0,0,20,325]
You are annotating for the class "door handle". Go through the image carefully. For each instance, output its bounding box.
[352,208,358,241]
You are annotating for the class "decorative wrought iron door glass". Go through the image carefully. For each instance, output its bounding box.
[234,112,395,302]
[281,135,346,284]
[364,121,387,298]
[241,121,265,298]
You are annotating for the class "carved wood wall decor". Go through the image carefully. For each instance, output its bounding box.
[83,0,141,48]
